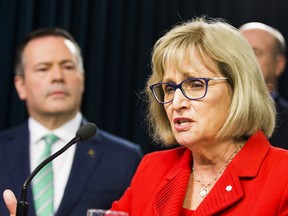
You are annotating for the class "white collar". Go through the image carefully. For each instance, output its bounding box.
[29,112,82,144]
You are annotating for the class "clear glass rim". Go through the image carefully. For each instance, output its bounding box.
[87,209,128,215]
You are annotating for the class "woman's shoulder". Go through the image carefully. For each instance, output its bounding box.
[144,146,187,160]
[131,146,189,184]
[136,146,188,172]
[265,146,288,169]
[269,146,288,156]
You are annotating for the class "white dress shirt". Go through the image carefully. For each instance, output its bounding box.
[29,112,82,213]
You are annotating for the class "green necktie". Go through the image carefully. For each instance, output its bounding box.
[32,134,58,216]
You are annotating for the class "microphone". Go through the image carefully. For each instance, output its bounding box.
[16,122,97,216]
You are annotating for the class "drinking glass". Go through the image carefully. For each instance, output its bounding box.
[86,209,129,216]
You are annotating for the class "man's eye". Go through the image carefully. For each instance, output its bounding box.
[36,68,48,72]
[63,65,76,70]
[253,49,263,57]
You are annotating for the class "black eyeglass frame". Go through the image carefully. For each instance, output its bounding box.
[149,77,228,104]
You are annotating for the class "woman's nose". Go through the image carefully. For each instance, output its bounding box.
[171,88,189,110]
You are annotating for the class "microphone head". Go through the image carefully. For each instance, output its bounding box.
[76,122,97,141]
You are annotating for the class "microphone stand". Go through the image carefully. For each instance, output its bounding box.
[16,136,80,216]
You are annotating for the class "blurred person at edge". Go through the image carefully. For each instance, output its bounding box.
[0,27,142,216]
[239,22,288,149]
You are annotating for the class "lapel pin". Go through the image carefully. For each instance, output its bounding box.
[87,148,95,158]
[226,185,232,192]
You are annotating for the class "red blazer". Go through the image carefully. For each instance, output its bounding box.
[111,130,288,215]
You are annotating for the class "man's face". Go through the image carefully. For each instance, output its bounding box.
[15,36,84,119]
[240,29,278,90]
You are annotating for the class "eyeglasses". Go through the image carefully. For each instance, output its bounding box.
[150,77,228,104]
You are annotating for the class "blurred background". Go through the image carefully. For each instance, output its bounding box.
[0,0,287,154]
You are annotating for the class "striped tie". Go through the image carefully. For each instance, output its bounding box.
[32,134,58,216]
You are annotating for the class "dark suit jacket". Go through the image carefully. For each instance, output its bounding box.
[112,130,288,215]
[269,94,288,149]
[0,121,143,216]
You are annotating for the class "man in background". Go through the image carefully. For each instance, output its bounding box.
[240,22,288,149]
[0,28,142,216]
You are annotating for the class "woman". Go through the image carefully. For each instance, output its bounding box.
[111,17,288,215]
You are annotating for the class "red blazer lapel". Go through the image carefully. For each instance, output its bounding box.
[194,164,244,215]
[193,130,269,215]
[153,149,192,216]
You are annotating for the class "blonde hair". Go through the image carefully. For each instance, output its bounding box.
[146,17,276,145]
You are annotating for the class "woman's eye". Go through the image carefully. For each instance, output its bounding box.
[164,85,175,94]
[187,80,205,89]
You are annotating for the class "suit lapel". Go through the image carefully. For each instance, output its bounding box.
[56,135,103,216]
[194,130,269,215]
[153,149,192,216]
[5,123,37,216]
[151,147,243,216]
[193,164,244,215]
[7,124,30,185]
